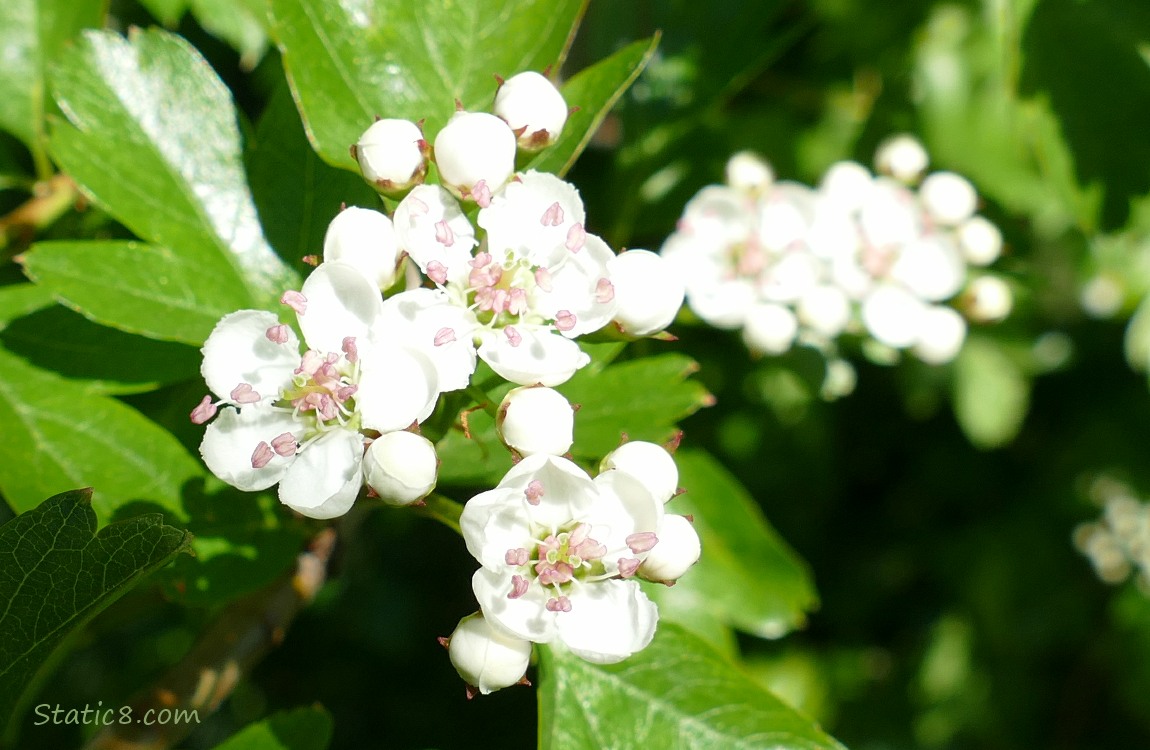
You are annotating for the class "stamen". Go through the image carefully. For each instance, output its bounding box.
[525,480,544,505]
[336,385,358,402]
[407,196,429,216]
[280,290,307,315]
[565,223,585,252]
[505,548,529,566]
[251,441,274,469]
[271,432,298,457]
[426,260,448,285]
[545,596,572,612]
[617,557,642,578]
[189,395,217,424]
[504,326,522,347]
[434,327,457,346]
[296,350,325,376]
[472,179,492,208]
[507,288,528,316]
[342,336,358,363]
[230,383,261,404]
[434,219,455,246]
[554,310,577,332]
[541,201,564,227]
[265,324,291,344]
[534,267,553,292]
[508,575,530,599]
[595,278,615,304]
[626,531,659,554]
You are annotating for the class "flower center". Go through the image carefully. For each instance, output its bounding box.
[504,522,608,612]
[277,336,361,434]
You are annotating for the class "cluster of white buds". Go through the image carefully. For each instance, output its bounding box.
[1075,480,1150,589]
[444,399,701,695]
[660,135,1012,367]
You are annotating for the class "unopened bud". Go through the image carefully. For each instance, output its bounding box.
[434,111,517,200]
[354,118,428,194]
[725,151,774,193]
[875,133,929,183]
[446,612,532,696]
[494,71,568,151]
[639,515,701,582]
[964,275,1013,323]
[957,215,1003,266]
[323,207,402,289]
[913,305,967,365]
[364,430,438,505]
[797,284,851,338]
[742,302,798,355]
[497,386,574,457]
[861,283,926,348]
[819,160,874,212]
[607,249,684,337]
[600,440,678,505]
[919,171,977,226]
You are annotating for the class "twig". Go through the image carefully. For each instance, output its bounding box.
[0,174,79,260]
[82,528,337,750]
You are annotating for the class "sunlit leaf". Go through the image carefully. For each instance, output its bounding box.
[951,335,1030,449]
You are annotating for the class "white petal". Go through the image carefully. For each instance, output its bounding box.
[556,579,658,664]
[323,207,402,289]
[393,185,477,285]
[889,235,965,302]
[479,170,586,269]
[919,171,977,226]
[591,469,664,553]
[818,160,874,212]
[912,305,967,365]
[859,179,922,249]
[460,486,535,570]
[446,612,533,695]
[599,440,679,505]
[861,283,927,348]
[477,326,589,386]
[640,514,701,582]
[687,278,756,330]
[607,249,685,337]
[742,302,798,355]
[473,567,558,644]
[201,310,298,401]
[299,262,384,353]
[378,288,477,393]
[757,182,814,250]
[278,429,364,519]
[355,340,439,431]
[760,251,822,304]
[797,284,851,338]
[199,405,297,491]
[537,233,617,336]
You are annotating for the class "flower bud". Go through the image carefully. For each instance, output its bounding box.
[964,275,1013,323]
[353,118,428,194]
[607,249,685,337]
[742,302,798,355]
[493,71,568,151]
[639,514,701,582]
[861,283,926,348]
[919,171,977,226]
[363,430,438,506]
[725,151,774,192]
[797,284,851,338]
[496,386,574,457]
[912,305,967,365]
[875,133,929,183]
[819,160,874,212]
[323,207,402,290]
[957,215,1003,266]
[600,440,678,505]
[433,111,517,201]
[445,612,532,696]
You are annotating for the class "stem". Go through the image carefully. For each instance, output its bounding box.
[0,174,78,259]
[412,493,464,536]
[82,528,338,750]
[466,383,499,418]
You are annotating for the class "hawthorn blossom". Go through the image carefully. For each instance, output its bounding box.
[191,262,439,519]
[460,454,663,664]
[387,171,619,386]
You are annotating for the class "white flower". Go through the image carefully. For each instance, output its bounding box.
[389,171,617,386]
[363,430,438,506]
[919,171,977,226]
[192,262,439,519]
[494,71,568,151]
[323,206,402,290]
[725,151,774,192]
[875,133,929,183]
[354,118,428,193]
[912,305,967,364]
[607,249,684,337]
[497,385,574,457]
[434,111,517,202]
[460,455,662,664]
[444,612,532,696]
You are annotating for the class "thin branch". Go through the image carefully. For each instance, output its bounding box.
[0,174,79,260]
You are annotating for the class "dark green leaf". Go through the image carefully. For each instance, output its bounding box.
[559,353,713,458]
[0,0,105,156]
[0,488,192,729]
[269,0,586,166]
[0,348,201,520]
[951,335,1030,449]
[246,84,380,270]
[527,35,659,176]
[670,449,818,638]
[209,706,333,750]
[537,622,845,750]
[48,28,295,313]
[138,0,188,26]
[22,240,249,345]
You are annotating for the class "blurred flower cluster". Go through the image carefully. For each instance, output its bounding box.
[1075,478,1150,590]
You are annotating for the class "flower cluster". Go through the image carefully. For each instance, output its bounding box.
[1075,478,1150,589]
[189,71,693,695]
[660,135,1012,368]
[444,386,701,696]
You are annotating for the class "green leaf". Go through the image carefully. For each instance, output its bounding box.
[0,0,105,166]
[669,449,818,638]
[951,335,1030,449]
[191,0,270,69]
[559,353,713,458]
[246,83,380,270]
[641,579,738,658]
[269,0,587,167]
[209,706,333,750]
[0,348,201,520]
[0,488,192,730]
[537,622,845,750]
[48,28,295,315]
[138,0,188,26]
[527,35,659,176]
[22,240,249,345]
